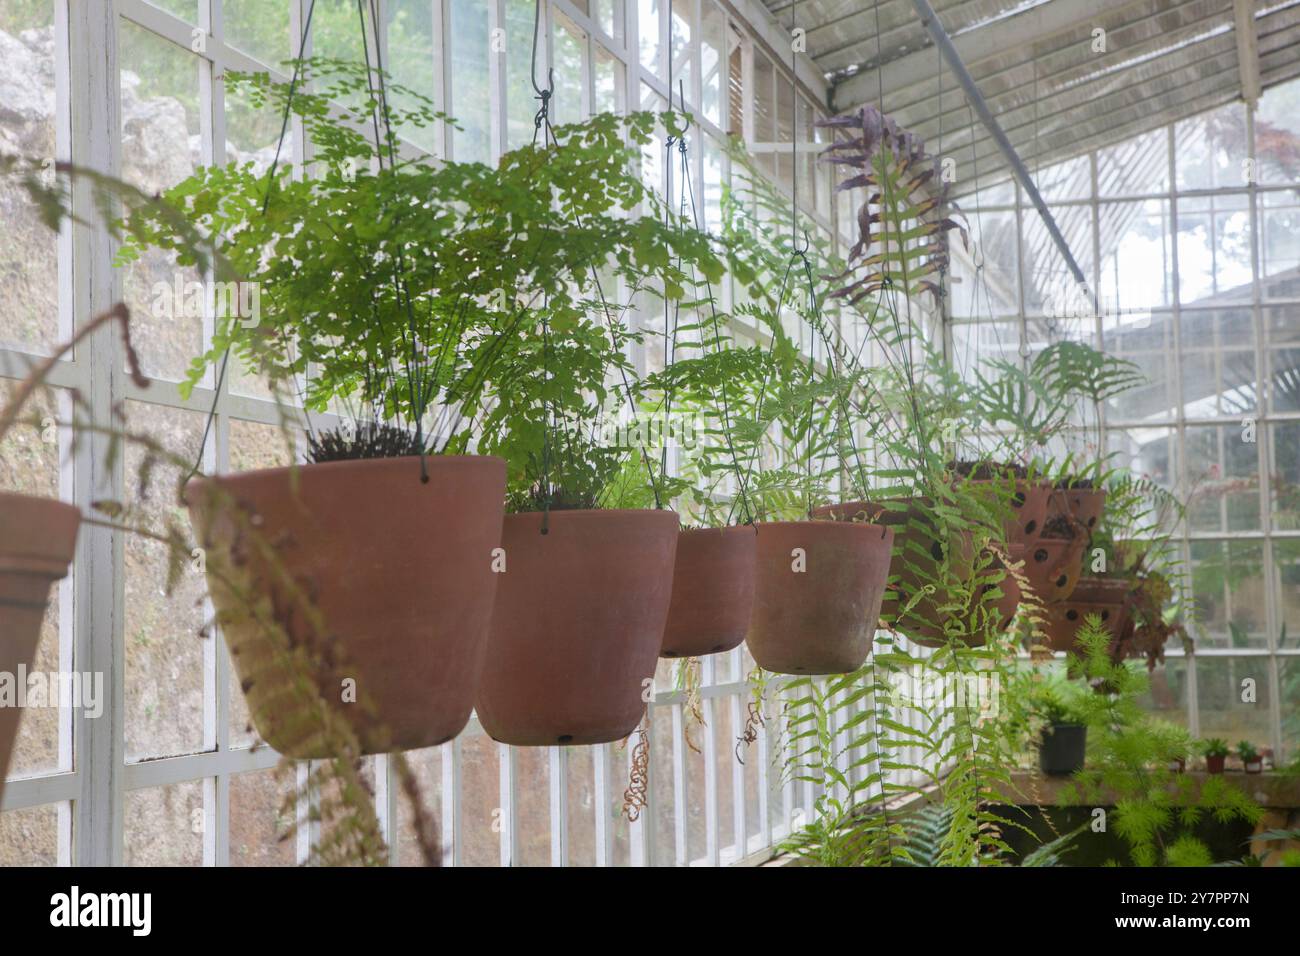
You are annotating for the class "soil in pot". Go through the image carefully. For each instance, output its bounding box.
[475,509,679,746]
[187,455,506,758]
[1039,723,1087,775]
[661,525,757,659]
[0,494,80,797]
[746,518,894,675]
[815,500,974,648]
[1041,575,1134,654]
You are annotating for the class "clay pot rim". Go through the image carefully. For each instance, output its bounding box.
[505,507,679,521]
[1069,575,1132,597]
[756,517,894,544]
[188,453,505,492]
[678,524,758,536]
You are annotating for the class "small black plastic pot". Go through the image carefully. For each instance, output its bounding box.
[1039,724,1087,776]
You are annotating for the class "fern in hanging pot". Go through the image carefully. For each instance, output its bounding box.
[116,60,517,757]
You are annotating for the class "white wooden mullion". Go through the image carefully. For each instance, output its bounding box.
[593,743,612,866]
[549,746,568,866]
[701,655,719,866]
[498,742,517,866]
[489,0,507,162]
[444,736,460,866]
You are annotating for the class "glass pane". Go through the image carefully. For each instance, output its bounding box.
[0,803,59,865]
[1106,321,1176,423]
[564,743,596,866]
[458,731,500,866]
[229,768,296,865]
[1274,539,1300,647]
[1098,199,1172,314]
[224,0,290,68]
[1281,659,1300,759]
[513,747,551,866]
[1254,76,1300,185]
[1195,657,1273,756]
[727,28,743,137]
[396,745,444,866]
[1021,204,1093,319]
[124,401,207,762]
[1260,189,1300,297]
[1264,307,1300,414]
[1175,101,1249,191]
[0,0,60,355]
[1271,424,1300,533]
[1189,540,1267,649]
[0,382,67,779]
[552,11,586,127]
[1033,155,1089,202]
[594,43,622,116]
[449,0,490,162]
[1185,424,1261,533]
[505,0,537,150]
[669,0,693,107]
[124,781,205,865]
[638,0,661,78]
[147,0,197,23]
[1136,657,1189,727]
[1096,128,1168,196]
[949,209,1018,319]
[387,0,438,154]
[701,2,724,126]
[1179,309,1256,419]
[593,0,618,40]
[1176,196,1252,305]
[119,20,204,383]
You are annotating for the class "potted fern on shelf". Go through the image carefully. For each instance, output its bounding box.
[1202,737,1230,774]
[1238,740,1264,774]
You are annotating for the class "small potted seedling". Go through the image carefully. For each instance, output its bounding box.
[1152,720,1191,773]
[1034,681,1087,776]
[1201,738,1229,774]
[1238,740,1263,774]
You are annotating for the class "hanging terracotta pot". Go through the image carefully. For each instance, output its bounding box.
[747,518,893,674]
[186,455,506,758]
[0,494,80,799]
[1048,485,1107,534]
[661,525,757,658]
[475,509,678,746]
[1042,576,1134,653]
[816,500,975,648]
[1022,532,1088,604]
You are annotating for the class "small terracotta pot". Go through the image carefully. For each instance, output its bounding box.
[1244,758,1263,774]
[1205,754,1226,774]
[1042,576,1133,653]
[0,494,80,800]
[476,509,678,746]
[1023,534,1088,603]
[816,500,974,648]
[661,525,757,658]
[747,519,894,675]
[187,456,506,758]
[1048,486,1107,533]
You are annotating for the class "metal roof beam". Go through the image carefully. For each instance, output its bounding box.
[1235,0,1262,105]
[905,0,1093,294]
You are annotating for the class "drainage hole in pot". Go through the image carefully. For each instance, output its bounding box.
[558,734,573,744]
[1013,492,1026,508]
[1056,574,1068,588]
[930,540,944,561]
[1088,516,1097,527]
[1066,609,1079,621]
[662,650,680,658]
[1034,548,1048,563]
[1025,520,1037,535]
[1101,610,1110,621]
[711,644,725,653]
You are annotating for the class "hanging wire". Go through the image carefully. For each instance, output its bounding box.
[182,0,320,489]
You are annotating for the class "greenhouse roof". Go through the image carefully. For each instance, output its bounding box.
[762,0,1300,194]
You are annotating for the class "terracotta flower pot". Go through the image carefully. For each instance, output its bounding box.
[1244,758,1263,774]
[1048,486,1107,534]
[0,494,80,800]
[661,525,757,658]
[747,518,894,674]
[1042,576,1133,653]
[475,509,678,746]
[1022,534,1088,603]
[815,500,974,648]
[187,456,506,758]
[1205,754,1226,774]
